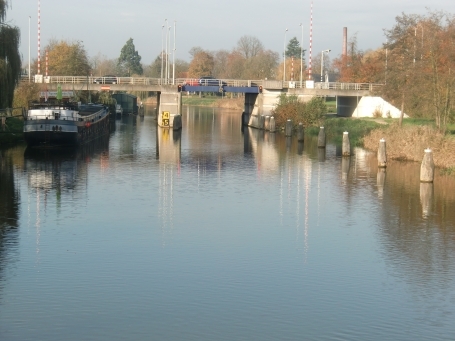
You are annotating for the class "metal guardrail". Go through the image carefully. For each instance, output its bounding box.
[20,75,383,91]
[313,82,383,91]
[0,107,26,118]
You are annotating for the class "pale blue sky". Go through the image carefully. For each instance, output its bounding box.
[5,0,452,66]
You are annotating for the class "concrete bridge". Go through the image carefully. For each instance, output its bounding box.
[26,76,383,127]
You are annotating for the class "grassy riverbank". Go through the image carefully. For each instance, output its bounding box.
[305,116,382,147]
[363,121,455,171]
[181,95,244,109]
[306,115,455,171]
[0,117,24,145]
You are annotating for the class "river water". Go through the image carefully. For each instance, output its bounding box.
[1,106,454,341]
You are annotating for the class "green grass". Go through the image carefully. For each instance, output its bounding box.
[401,117,435,126]
[325,99,336,113]
[399,117,455,135]
[306,116,383,147]
[182,95,221,106]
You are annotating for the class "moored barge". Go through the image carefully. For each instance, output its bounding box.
[24,101,110,147]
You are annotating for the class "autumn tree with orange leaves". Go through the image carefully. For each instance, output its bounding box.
[45,39,91,76]
[382,11,455,130]
[332,35,385,84]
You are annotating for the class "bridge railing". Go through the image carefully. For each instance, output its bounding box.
[313,82,383,91]
[20,76,383,91]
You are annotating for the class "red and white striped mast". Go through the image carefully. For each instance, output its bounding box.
[37,0,41,75]
[308,1,313,80]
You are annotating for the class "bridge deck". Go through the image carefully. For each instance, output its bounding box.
[22,75,382,93]
[183,85,260,93]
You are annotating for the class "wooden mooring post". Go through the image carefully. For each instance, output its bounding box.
[420,148,434,183]
[285,119,293,137]
[297,123,304,142]
[342,131,350,156]
[317,127,326,148]
[378,139,387,168]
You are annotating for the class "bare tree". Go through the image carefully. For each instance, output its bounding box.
[236,36,264,59]
[91,53,117,77]
[212,50,230,78]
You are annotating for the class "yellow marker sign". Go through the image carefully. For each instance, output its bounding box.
[162,111,170,127]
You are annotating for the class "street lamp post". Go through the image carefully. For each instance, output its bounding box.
[320,49,330,82]
[28,16,31,82]
[300,23,303,88]
[414,24,424,65]
[167,26,171,82]
[165,19,169,84]
[172,21,176,85]
[161,24,164,84]
[283,28,288,82]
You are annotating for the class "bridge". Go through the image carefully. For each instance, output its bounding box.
[25,76,383,128]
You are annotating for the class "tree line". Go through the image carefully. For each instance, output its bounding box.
[1,6,454,131]
[331,10,455,130]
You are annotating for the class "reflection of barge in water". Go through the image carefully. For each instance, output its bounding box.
[23,101,110,147]
[23,137,110,191]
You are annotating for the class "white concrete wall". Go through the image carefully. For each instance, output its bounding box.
[157,90,182,127]
[352,96,408,118]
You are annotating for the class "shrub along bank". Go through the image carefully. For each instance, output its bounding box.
[271,95,326,129]
[0,117,24,145]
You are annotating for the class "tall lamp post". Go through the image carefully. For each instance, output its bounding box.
[28,16,31,82]
[320,49,330,82]
[300,23,303,88]
[161,24,164,84]
[172,21,176,85]
[283,28,288,82]
[165,19,168,84]
[167,26,171,82]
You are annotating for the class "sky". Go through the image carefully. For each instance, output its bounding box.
[4,0,453,67]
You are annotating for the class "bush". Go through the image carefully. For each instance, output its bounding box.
[13,82,40,110]
[271,94,326,129]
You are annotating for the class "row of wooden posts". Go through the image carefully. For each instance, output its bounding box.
[313,126,435,183]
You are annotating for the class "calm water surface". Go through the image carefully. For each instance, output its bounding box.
[1,106,455,341]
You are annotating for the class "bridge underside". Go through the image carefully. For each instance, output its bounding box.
[182,86,260,93]
[336,96,362,117]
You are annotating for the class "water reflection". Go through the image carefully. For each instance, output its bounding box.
[24,138,110,193]
[420,182,433,219]
[1,107,455,340]
[341,156,350,183]
[318,148,325,162]
[377,168,386,199]
[0,147,21,294]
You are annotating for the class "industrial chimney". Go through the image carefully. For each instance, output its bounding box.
[342,27,347,56]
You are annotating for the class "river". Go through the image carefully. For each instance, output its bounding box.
[0,105,454,341]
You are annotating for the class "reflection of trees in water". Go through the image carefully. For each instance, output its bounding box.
[350,151,455,300]
[0,148,20,288]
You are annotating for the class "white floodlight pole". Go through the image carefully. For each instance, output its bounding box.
[300,23,303,88]
[321,49,330,82]
[161,24,164,83]
[165,19,168,84]
[167,26,171,82]
[173,21,176,85]
[29,16,31,82]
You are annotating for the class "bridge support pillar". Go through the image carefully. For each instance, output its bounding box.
[337,96,361,117]
[243,93,259,126]
[157,87,182,128]
[244,93,268,128]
